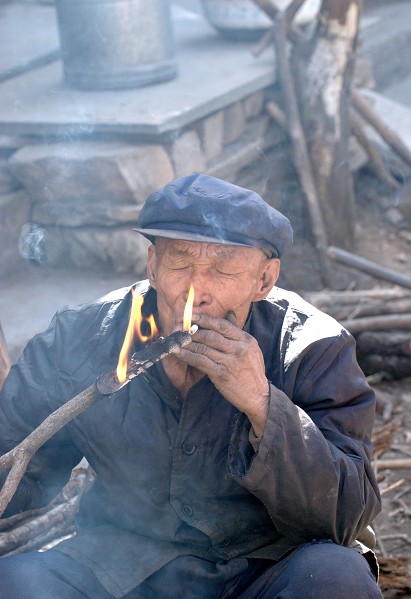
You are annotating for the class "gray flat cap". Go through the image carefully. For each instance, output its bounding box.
[135,173,293,258]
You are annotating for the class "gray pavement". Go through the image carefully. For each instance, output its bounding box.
[2,0,411,365]
[0,1,276,139]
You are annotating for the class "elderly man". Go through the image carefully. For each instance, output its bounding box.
[0,174,381,598]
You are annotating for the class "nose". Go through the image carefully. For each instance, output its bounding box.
[189,269,213,307]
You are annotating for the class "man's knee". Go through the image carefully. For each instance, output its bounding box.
[0,550,113,599]
[0,552,45,596]
[282,540,382,598]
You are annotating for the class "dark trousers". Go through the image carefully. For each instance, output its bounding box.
[0,541,382,599]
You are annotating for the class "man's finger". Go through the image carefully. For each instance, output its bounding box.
[189,329,237,353]
[192,313,241,338]
[179,347,220,375]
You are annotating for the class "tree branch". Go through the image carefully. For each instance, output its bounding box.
[326,246,411,290]
[0,330,192,517]
[350,113,400,189]
[0,465,94,556]
[352,89,411,170]
[0,322,11,390]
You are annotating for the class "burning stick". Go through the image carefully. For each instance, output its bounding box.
[0,329,194,517]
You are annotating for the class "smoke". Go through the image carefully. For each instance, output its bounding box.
[18,223,47,264]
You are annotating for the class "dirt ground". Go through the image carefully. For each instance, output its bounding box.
[372,377,411,597]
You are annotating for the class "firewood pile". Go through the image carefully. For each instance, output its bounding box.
[304,287,411,382]
[0,462,94,557]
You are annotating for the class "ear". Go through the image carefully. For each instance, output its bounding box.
[147,244,157,289]
[252,259,280,302]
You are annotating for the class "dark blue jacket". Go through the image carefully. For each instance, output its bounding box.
[0,282,381,597]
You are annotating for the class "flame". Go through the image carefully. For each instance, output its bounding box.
[116,290,158,383]
[183,283,195,331]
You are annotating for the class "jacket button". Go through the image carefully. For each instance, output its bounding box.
[182,442,196,455]
[181,503,193,517]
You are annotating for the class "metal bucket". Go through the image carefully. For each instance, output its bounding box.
[55,0,177,90]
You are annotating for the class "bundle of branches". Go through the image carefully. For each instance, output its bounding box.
[303,285,411,380]
[0,463,95,557]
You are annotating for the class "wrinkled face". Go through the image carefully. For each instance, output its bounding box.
[147,238,280,336]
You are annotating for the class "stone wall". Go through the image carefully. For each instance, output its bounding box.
[0,88,293,279]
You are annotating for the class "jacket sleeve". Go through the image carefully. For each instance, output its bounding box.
[227,328,381,547]
[0,309,93,517]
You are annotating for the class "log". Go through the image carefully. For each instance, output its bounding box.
[327,246,411,290]
[0,322,11,389]
[349,113,400,189]
[265,100,288,129]
[303,288,411,307]
[356,331,411,355]
[341,313,411,334]
[254,0,331,285]
[376,459,411,470]
[352,89,411,170]
[358,353,411,380]
[344,299,411,319]
[378,555,411,593]
[307,295,411,321]
[290,0,360,249]
[372,419,401,459]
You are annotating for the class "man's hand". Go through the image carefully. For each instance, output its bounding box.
[178,312,269,437]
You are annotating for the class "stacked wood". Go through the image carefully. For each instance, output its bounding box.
[303,287,411,321]
[303,287,411,380]
[378,556,411,594]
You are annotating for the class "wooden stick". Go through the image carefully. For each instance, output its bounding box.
[284,0,307,23]
[0,331,192,517]
[0,467,92,556]
[0,383,103,517]
[327,246,411,290]
[251,0,305,57]
[341,314,411,334]
[0,322,11,390]
[344,299,411,319]
[252,27,275,58]
[265,100,288,129]
[350,113,400,189]
[252,0,280,21]
[303,288,411,306]
[254,0,330,285]
[379,534,411,546]
[376,459,411,470]
[380,479,405,496]
[309,297,411,321]
[352,89,411,169]
[373,522,389,558]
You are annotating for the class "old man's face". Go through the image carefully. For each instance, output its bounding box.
[147,238,280,337]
